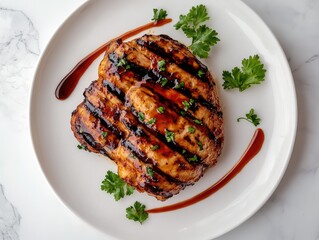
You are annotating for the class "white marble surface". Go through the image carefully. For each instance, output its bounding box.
[0,0,318,239]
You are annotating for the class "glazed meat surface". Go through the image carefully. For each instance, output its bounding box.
[71,34,224,200]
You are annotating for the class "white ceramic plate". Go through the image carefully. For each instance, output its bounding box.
[30,0,297,239]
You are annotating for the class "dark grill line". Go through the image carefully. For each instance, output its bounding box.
[107,51,220,114]
[120,113,201,164]
[83,100,123,139]
[121,140,186,185]
[74,119,110,157]
[136,37,210,83]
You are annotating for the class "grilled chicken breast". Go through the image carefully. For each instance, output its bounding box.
[71,34,224,200]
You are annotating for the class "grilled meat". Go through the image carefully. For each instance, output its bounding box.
[71,34,224,201]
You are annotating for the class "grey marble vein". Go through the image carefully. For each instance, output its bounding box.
[0,7,39,129]
[0,185,20,240]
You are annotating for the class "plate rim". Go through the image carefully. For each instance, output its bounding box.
[29,0,298,239]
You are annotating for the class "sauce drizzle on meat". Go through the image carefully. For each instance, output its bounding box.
[55,18,172,100]
[147,128,264,213]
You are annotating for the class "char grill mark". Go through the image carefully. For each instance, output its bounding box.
[136,34,210,83]
[102,47,222,144]
[84,80,204,184]
[71,35,224,200]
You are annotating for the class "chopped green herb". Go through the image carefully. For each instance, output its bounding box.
[222,55,266,92]
[194,119,202,125]
[157,106,165,114]
[182,149,186,154]
[197,141,203,150]
[126,201,149,224]
[174,81,185,89]
[101,170,135,201]
[130,154,137,159]
[148,118,157,125]
[188,155,199,163]
[150,145,160,151]
[188,126,195,134]
[165,129,175,143]
[158,60,166,71]
[180,110,186,116]
[146,166,154,177]
[152,8,168,22]
[174,4,220,58]
[237,108,261,126]
[138,112,145,121]
[117,58,130,70]
[77,144,87,150]
[101,131,108,138]
[159,77,168,87]
[197,69,205,77]
[182,98,195,111]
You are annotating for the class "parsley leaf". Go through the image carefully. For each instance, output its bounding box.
[159,77,168,87]
[101,132,108,138]
[189,25,219,58]
[222,55,266,91]
[157,106,165,114]
[126,201,149,224]
[194,119,202,125]
[165,129,175,143]
[101,171,134,201]
[237,108,261,126]
[182,98,195,111]
[152,8,168,22]
[151,145,159,151]
[197,70,205,78]
[146,166,154,177]
[188,155,199,163]
[174,4,209,30]
[174,81,185,89]
[117,58,130,70]
[188,126,195,134]
[77,144,87,151]
[138,112,145,121]
[174,4,219,58]
[197,141,203,150]
[158,60,166,71]
[148,118,157,125]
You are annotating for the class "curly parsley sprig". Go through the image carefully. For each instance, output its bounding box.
[101,171,135,201]
[237,108,261,127]
[222,55,266,91]
[126,201,149,224]
[174,4,219,58]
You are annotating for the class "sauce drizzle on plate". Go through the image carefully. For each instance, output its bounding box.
[55,18,172,100]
